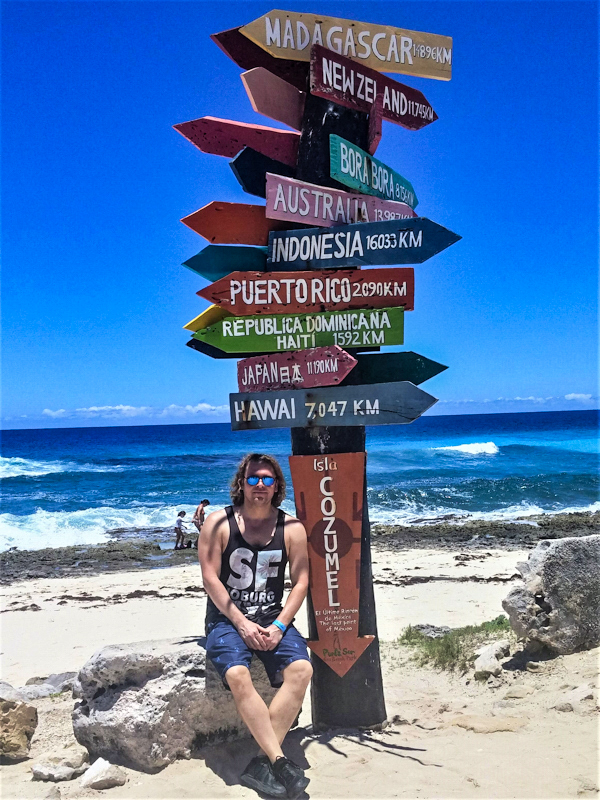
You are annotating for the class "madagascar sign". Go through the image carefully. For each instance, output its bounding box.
[193,306,404,353]
[268,218,461,269]
[330,134,417,207]
[289,452,373,676]
[238,11,453,81]
[237,346,357,392]
[198,268,415,315]
[266,174,416,228]
[311,44,437,130]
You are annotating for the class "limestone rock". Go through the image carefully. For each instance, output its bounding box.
[80,757,127,789]
[412,624,451,639]
[502,535,600,655]
[72,637,278,772]
[503,685,534,699]
[449,714,528,733]
[474,640,510,680]
[0,681,24,702]
[22,673,76,700]
[31,742,89,782]
[0,696,38,759]
[42,786,61,800]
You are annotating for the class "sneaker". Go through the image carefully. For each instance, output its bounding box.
[240,756,287,798]
[272,756,310,799]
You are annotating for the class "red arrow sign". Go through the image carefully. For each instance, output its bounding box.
[289,452,373,677]
[237,346,357,392]
[311,44,438,131]
[241,68,306,131]
[198,267,414,315]
[173,116,300,167]
[181,202,304,246]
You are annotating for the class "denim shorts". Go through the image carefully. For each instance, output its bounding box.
[206,619,311,689]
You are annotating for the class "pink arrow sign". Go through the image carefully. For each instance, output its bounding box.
[241,68,306,131]
[237,347,357,392]
[173,116,300,167]
[266,173,417,228]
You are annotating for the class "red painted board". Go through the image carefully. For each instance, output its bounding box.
[182,202,305,246]
[310,44,438,131]
[237,346,357,392]
[266,173,416,228]
[241,68,306,131]
[368,102,382,155]
[173,116,300,167]
[210,26,310,92]
[198,268,414,316]
[289,451,374,676]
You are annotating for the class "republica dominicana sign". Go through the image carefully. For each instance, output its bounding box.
[238,10,453,81]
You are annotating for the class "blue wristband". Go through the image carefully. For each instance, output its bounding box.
[272,619,286,634]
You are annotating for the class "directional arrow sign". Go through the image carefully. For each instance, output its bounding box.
[340,351,448,386]
[269,218,461,269]
[230,380,438,430]
[187,336,379,361]
[289,451,373,676]
[183,245,268,282]
[266,173,416,228]
[231,147,297,199]
[198,268,414,315]
[183,304,231,333]
[330,134,417,207]
[241,68,306,130]
[182,202,304,246]
[310,44,438,131]
[238,346,357,392]
[238,11,453,81]
[193,306,404,354]
[173,116,299,167]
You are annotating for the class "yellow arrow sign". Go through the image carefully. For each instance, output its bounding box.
[239,10,452,81]
[183,304,232,333]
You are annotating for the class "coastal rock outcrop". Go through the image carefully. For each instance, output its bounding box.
[72,637,277,772]
[31,742,89,781]
[80,757,127,789]
[0,695,38,760]
[473,640,510,680]
[502,534,600,654]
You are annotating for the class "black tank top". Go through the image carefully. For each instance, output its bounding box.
[205,506,288,630]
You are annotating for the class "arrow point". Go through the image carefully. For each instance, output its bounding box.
[307,635,375,677]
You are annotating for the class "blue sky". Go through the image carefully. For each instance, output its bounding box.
[2,0,598,429]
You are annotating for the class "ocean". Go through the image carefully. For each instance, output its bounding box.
[1,410,598,552]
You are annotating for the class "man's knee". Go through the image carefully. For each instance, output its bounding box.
[224,664,254,696]
[283,659,313,688]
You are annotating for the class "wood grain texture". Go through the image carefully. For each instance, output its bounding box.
[241,68,306,130]
[237,347,357,392]
[181,202,303,245]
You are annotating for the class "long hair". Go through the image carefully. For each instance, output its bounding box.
[230,453,286,508]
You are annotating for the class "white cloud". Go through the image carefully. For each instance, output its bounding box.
[565,393,592,401]
[159,403,229,417]
[40,402,229,421]
[42,408,68,418]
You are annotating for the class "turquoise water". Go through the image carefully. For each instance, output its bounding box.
[1,410,597,551]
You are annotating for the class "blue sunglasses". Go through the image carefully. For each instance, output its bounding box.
[246,475,276,486]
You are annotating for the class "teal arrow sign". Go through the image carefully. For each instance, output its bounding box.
[183,245,268,281]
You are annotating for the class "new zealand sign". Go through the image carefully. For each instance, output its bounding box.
[193,306,404,354]
[230,380,438,430]
[238,11,453,81]
[238,346,357,392]
[268,218,461,269]
[310,44,437,130]
[198,268,414,315]
[330,134,417,207]
[289,452,373,676]
[265,174,416,228]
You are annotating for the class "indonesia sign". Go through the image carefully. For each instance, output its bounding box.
[237,346,357,392]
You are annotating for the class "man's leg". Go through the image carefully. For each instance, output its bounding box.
[225,665,284,763]
[268,660,313,744]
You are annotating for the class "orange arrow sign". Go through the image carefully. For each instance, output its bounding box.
[289,451,374,677]
[181,202,302,246]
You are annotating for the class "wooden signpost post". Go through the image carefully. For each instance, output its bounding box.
[182,202,303,246]
[265,173,416,227]
[238,346,357,392]
[198,267,414,315]
[241,68,306,130]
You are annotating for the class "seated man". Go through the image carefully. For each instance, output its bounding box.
[199,453,312,799]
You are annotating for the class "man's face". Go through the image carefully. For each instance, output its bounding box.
[244,461,277,507]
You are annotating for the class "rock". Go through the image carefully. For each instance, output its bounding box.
[503,685,534,699]
[473,640,510,680]
[553,702,574,712]
[0,681,25,702]
[31,742,89,782]
[0,697,38,759]
[551,685,595,714]
[449,714,528,733]
[411,624,451,639]
[80,757,127,789]
[26,672,76,694]
[43,786,61,800]
[526,660,550,673]
[72,638,278,772]
[502,535,600,655]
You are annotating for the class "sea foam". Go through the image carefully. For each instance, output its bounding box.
[0,456,123,479]
[432,441,500,455]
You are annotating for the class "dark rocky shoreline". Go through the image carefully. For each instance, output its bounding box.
[1,512,598,586]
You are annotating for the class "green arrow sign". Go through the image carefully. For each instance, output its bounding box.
[192,306,404,354]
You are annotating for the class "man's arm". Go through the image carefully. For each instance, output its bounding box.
[198,510,270,650]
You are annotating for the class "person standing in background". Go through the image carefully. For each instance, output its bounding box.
[174,510,187,550]
[193,499,211,546]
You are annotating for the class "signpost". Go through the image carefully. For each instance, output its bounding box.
[310,44,438,130]
[181,202,303,246]
[231,147,296,199]
[265,173,416,228]
[183,245,268,282]
[268,217,461,269]
[341,351,447,387]
[230,381,437,430]
[183,303,230,333]
[241,68,306,130]
[193,306,404,354]
[173,116,300,166]
[198,268,414,315]
[330,134,417,206]
[237,346,357,392]
[238,11,453,81]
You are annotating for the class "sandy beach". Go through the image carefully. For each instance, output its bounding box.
[1,514,598,798]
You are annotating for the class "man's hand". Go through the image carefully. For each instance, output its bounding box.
[235,619,270,651]
[262,624,284,651]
